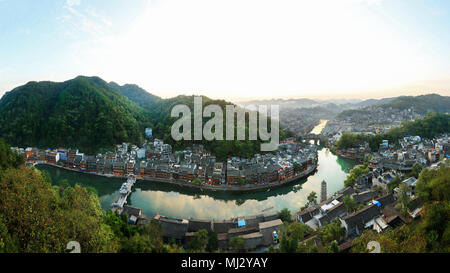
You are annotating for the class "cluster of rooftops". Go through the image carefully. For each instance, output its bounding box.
[121,206,284,251]
[297,186,413,240]
[12,138,318,186]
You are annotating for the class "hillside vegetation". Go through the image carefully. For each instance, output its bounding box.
[0,139,182,253]
[0,76,152,154]
[111,82,291,159]
[0,76,289,158]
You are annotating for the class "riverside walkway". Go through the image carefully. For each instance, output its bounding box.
[33,162,317,193]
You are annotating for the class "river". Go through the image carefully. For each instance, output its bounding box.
[36,121,356,220]
[310,119,328,135]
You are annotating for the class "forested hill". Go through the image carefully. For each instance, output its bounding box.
[108,81,162,111]
[381,94,450,113]
[110,81,291,159]
[0,76,290,158]
[0,76,152,153]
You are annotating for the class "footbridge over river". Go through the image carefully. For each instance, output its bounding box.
[301,133,325,145]
[111,174,136,214]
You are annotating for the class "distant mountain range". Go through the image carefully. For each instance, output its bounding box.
[237,94,450,113]
[236,97,367,108]
[337,94,450,119]
[353,97,397,108]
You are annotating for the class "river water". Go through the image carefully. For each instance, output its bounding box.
[310,119,328,135]
[36,122,355,220]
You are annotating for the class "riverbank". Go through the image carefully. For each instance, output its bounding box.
[35,162,318,193]
[37,148,356,219]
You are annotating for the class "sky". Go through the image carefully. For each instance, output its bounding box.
[1,0,450,101]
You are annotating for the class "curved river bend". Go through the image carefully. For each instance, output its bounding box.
[37,147,355,220]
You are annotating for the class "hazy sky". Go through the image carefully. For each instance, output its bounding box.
[1,0,450,101]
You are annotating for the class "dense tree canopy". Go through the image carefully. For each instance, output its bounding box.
[0,139,24,170]
[0,76,152,154]
[277,208,293,223]
[0,166,118,252]
[0,76,296,159]
[344,163,369,188]
[0,139,171,253]
[343,195,357,213]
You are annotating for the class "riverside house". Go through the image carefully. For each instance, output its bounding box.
[16,138,318,189]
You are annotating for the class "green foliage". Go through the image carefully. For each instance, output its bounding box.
[104,210,136,239]
[277,208,292,223]
[398,112,450,139]
[164,242,186,253]
[0,166,117,252]
[301,191,318,210]
[408,164,424,179]
[119,219,165,253]
[351,225,427,253]
[192,177,201,185]
[229,236,245,252]
[206,230,218,252]
[381,94,450,115]
[0,215,19,253]
[421,202,450,252]
[415,162,450,252]
[293,162,302,173]
[415,162,450,203]
[103,211,165,253]
[120,233,156,253]
[113,88,295,161]
[307,191,318,206]
[236,176,246,186]
[343,195,357,213]
[188,229,209,252]
[397,183,411,217]
[344,163,369,188]
[336,132,359,150]
[320,221,345,246]
[285,222,307,242]
[387,175,402,194]
[0,76,297,159]
[0,77,152,154]
[279,235,298,253]
[0,139,24,170]
[0,145,169,253]
[116,92,269,161]
[279,222,312,253]
[329,241,339,253]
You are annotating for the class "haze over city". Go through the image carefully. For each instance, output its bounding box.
[1,0,450,101]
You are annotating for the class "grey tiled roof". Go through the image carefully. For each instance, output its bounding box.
[342,204,381,232]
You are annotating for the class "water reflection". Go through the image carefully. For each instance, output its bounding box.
[310,119,328,134]
[37,148,356,220]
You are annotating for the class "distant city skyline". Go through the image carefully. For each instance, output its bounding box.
[1,0,450,100]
